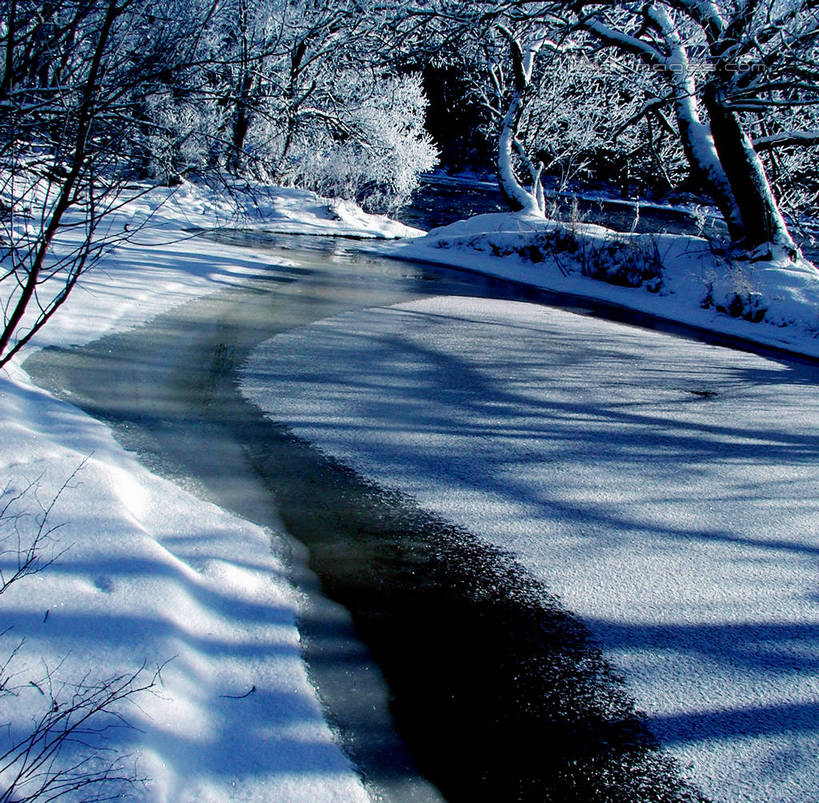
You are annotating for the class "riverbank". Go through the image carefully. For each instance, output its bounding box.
[379,211,819,360]
[0,185,412,801]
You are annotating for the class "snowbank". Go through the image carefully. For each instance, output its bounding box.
[0,184,403,801]
[0,362,369,802]
[125,182,424,239]
[382,212,819,358]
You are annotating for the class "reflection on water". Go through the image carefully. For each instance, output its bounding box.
[192,226,367,259]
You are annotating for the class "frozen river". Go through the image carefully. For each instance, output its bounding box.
[25,233,818,801]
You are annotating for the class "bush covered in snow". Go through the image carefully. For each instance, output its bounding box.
[405,211,819,346]
[430,215,665,291]
[268,73,439,214]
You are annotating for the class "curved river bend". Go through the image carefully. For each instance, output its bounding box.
[26,236,705,801]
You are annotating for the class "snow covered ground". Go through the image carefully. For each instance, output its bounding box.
[241,296,819,802]
[2,183,818,801]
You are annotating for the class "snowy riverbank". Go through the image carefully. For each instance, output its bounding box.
[0,184,412,801]
[381,211,819,359]
[2,182,818,800]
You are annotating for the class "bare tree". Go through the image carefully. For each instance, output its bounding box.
[1,0,130,368]
[0,472,72,597]
[0,473,160,801]
[0,0,224,369]
[0,664,158,802]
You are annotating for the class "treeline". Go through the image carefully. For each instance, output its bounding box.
[2,0,819,367]
[0,0,438,212]
[414,1,819,257]
[0,0,436,367]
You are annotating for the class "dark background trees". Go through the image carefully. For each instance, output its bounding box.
[2,0,819,370]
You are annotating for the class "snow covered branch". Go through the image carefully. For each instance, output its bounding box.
[753,129,819,151]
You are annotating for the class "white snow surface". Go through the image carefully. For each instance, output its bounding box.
[0,183,402,801]
[241,292,819,802]
[140,181,423,239]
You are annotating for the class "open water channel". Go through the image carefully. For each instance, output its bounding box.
[22,189,753,800]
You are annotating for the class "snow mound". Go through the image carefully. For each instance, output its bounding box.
[125,182,423,239]
[703,256,819,329]
[0,365,369,802]
[386,211,819,357]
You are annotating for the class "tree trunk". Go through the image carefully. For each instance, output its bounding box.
[228,0,251,174]
[0,0,119,367]
[674,104,744,241]
[497,89,541,214]
[663,68,745,240]
[229,85,251,173]
[495,29,543,216]
[704,89,798,256]
[0,0,16,101]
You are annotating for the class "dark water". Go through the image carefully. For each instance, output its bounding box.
[24,243,709,801]
[397,176,724,239]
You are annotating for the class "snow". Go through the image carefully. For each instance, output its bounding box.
[123,182,423,240]
[380,211,819,357]
[0,182,410,801]
[241,295,819,803]
[0,374,369,801]
[3,183,819,801]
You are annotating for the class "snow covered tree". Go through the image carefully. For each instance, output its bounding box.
[0,0,439,367]
[1,0,136,367]
[246,0,438,212]
[392,1,559,213]
[403,0,818,257]
[571,0,819,257]
[274,69,438,212]
[0,0,227,367]
[139,0,438,211]
[398,2,684,215]
[467,23,684,212]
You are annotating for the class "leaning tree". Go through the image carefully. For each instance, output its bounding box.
[0,0,212,368]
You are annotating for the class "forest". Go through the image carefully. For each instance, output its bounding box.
[2,0,819,368]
